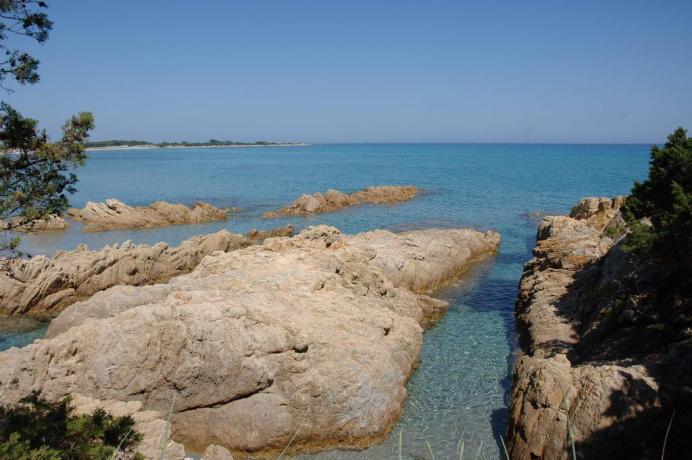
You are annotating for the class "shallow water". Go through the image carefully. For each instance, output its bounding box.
[2,143,649,458]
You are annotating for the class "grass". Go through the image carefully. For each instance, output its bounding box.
[499,436,510,459]
[110,426,135,460]
[660,409,676,460]
[277,424,304,460]
[159,393,176,460]
[425,438,435,460]
[394,430,491,460]
[475,439,483,460]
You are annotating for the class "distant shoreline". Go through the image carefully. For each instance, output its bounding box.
[86,143,308,152]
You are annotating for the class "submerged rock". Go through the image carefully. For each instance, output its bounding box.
[0,225,294,316]
[507,197,690,459]
[0,225,499,459]
[202,445,235,460]
[67,198,230,231]
[262,185,419,218]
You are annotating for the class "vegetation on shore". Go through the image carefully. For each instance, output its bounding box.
[87,139,298,148]
[0,393,143,459]
[622,127,691,294]
[0,0,93,255]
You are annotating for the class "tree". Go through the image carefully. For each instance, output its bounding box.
[0,1,94,254]
[0,104,94,245]
[621,127,692,291]
[0,0,53,89]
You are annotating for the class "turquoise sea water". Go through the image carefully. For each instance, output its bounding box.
[3,144,650,459]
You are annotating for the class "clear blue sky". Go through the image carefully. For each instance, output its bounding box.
[5,0,692,143]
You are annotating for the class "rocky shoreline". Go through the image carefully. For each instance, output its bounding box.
[0,225,293,316]
[506,197,689,459]
[67,198,231,231]
[0,225,499,459]
[2,214,70,233]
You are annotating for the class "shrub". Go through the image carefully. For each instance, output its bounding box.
[621,127,692,290]
[0,392,143,460]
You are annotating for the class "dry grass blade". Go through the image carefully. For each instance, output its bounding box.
[277,424,304,460]
[474,439,483,460]
[159,393,176,460]
[110,426,134,460]
[661,409,676,460]
[499,435,510,460]
[425,438,435,460]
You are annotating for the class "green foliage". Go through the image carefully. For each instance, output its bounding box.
[0,1,93,256]
[155,139,281,147]
[0,392,143,459]
[85,139,287,148]
[621,128,692,257]
[604,221,627,240]
[621,127,692,282]
[0,0,53,89]
[0,103,94,253]
[85,140,152,148]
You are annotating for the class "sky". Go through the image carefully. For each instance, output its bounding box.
[4,0,692,143]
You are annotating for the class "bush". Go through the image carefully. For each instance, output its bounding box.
[0,393,143,460]
[621,127,692,286]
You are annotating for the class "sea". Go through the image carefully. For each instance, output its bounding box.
[0,143,650,459]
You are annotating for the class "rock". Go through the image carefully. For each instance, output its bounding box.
[67,199,230,231]
[347,228,500,294]
[2,214,69,232]
[0,225,294,316]
[0,225,499,458]
[263,185,419,218]
[568,196,625,231]
[245,225,294,241]
[507,197,690,459]
[202,445,235,460]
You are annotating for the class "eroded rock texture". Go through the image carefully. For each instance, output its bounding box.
[507,197,691,459]
[2,214,70,232]
[0,225,293,315]
[0,225,499,459]
[262,185,418,218]
[67,198,230,231]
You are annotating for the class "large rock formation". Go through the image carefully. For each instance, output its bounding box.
[0,225,499,459]
[262,185,418,218]
[507,197,691,459]
[67,199,230,231]
[2,214,69,232]
[0,225,294,316]
[348,228,499,294]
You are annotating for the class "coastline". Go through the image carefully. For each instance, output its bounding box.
[86,143,308,151]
